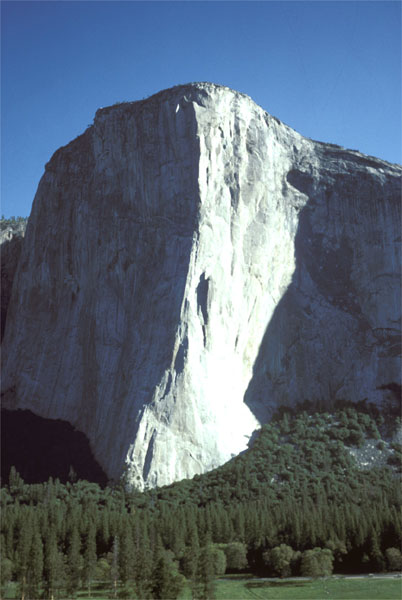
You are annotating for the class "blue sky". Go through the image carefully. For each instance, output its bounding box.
[2,1,401,217]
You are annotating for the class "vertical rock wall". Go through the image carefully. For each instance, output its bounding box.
[2,83,401,488]
[1,220,27,340]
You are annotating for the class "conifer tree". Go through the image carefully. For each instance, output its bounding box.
[181,525,199,581]
[83,521,97,597]
[193,542,216,600]
[110,536,119,599]
[15,512,33,600]
[100,509,110,550]
[133,520,153,599]
[151,540,184,600]
[119,520,135,584]
[27,527,44,600]
[66,524,81,598]
[43,529,56,600]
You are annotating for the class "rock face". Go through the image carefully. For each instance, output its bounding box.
[1,220,27,340]
[2,83,401,489]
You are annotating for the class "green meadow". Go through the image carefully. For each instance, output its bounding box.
[5,575,401,599]
[208,576,402,600]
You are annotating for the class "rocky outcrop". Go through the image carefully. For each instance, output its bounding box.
[2,83,401,489]
[1,220,27,340]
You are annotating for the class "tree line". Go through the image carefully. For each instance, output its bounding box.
[1,404,401,599]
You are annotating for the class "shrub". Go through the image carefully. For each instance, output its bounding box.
[263,544,298,577]
[209,545,226,575]
[300,548,334,578]
[222,542,248,571]
[385,547,402,571]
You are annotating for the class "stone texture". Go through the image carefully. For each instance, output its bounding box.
[2,83,401,489]
[1,220,27,340]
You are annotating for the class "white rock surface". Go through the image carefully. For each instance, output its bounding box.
[2,83,401,488]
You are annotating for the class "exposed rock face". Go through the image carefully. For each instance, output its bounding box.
[1,220,27,340]
[2,83,401,489]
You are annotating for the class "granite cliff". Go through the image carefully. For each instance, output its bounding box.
[1,219,27,340]
[2,83,401,489]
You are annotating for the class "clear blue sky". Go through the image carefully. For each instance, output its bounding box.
[2,1,401,218]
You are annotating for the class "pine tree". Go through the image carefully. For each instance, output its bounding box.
[133,520,153,599]
[232,505,246,543]
[181,525,199,581]
[100,508,110,551]
[152,541,184,600]
[192,534,216,600]
[119,520,135,584]
[15,512,33,600]
[110,536,119,599]
[83,521,97,597]
[66,524,81,598]
[9,467,24,496]
[43,529,59,600]
[27,527,44,600]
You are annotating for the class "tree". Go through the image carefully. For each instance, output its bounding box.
[15,513,33,600]
[119,520,135,584]
[110,536,119,599]
[300,548,334,578]
[325,538,347,569]
[8,467,24,496]
[0,557,13,599]
[193,544,216,600]
[27,527,44,600]
[209,545,226,576]
[263,544,296,577]
[83,521,97,597]
[95,557,111,582]
[132,521,153,599]
[181,526,199,581]
[368,530,385,572]
[43,529,66,600]
[385,547,402,572]
[66,525,81,598]
[223,542,248,572]
[152,546,185,600]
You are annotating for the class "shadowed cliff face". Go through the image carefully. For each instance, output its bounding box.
[1,223,27,340]
[244,148,401,420]
[2,83,401,489]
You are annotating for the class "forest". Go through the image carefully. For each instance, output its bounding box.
[1,402,401,599]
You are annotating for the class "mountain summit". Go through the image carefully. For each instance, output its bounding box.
[2,83,401,488]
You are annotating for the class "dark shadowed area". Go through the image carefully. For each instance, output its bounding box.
[1,235,25,340]
[244,152,401,422]
[1,409,108,485]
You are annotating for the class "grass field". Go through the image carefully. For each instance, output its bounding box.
[5,575,402,599]
[206,576,402,600]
